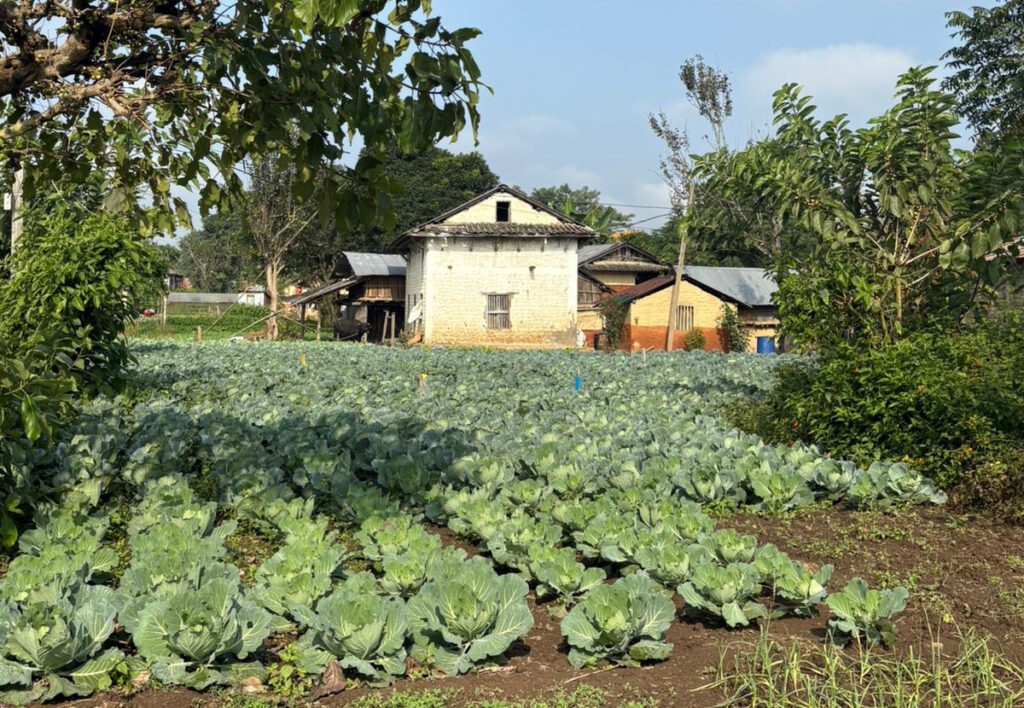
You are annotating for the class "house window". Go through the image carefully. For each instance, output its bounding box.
[675,304,694,331]
[495,200,511,222]
[486,293,511,329]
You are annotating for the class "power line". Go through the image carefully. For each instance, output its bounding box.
[599,202,673,210]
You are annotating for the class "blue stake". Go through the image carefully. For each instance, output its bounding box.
[574,370,582,392]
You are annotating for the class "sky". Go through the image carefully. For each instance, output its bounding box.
[433,0,988,228]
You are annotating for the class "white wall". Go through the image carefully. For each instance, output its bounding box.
[420,236,578,347]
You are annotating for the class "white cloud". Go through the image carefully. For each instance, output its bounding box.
[504,113,571,134]
[634,181,672,209]
[742,43,915,122]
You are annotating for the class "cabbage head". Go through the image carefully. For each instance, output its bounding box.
[290,573,408,684]
[407,557,533,675]
[678,562,766,628]
[0,586,124,704]
[560,572,674,669]
[130,577,272,689]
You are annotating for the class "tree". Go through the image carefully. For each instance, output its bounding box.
[242,156,317,340]
[649,55,733,210]
[342,144,499,252]
[738,68,1024,349]
[944,1,1024,148]
[529,184,632,239]
[175,213,255,292]
[0,1,484,234]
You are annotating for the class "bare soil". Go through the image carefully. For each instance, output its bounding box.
[59,506,1024,708]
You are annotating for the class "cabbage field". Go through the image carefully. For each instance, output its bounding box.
[0,343,948,704]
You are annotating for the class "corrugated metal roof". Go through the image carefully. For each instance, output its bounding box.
[577,243,617,264]
[341,252,407,278]
[611,266,777,308]
[406,222,593,237]
[684,266,777,307]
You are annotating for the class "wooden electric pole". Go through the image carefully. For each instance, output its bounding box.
[10,167,24,251]
[665,181,695,351]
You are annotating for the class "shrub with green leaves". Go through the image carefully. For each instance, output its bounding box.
[825,577,907,647]
[678,563,767,628]
[0,586,124,704]
[291,573,408,685]
[407,557,533,675]
[560,572,675,668]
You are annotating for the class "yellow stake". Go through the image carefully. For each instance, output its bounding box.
[299,353,307,368]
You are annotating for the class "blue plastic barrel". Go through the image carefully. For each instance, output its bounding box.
[756,336,776,354]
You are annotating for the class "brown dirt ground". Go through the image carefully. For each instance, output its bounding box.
[54,506,1024,708]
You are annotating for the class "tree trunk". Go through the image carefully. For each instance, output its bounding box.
[266,260,280,340]
[10,167,24,252]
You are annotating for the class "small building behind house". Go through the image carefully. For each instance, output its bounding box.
[394,184,595,347]
[608,266,779,352]
[332,251,407,342]
[576,242,670,348]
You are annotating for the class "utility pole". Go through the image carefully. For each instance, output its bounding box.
[665,181,695,351]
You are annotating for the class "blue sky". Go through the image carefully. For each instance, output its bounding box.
[438,0,987,227]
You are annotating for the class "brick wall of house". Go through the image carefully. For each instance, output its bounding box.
[420,236,579,347]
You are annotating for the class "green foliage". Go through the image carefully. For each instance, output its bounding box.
[0,202,166,393]
[343,144,499,252]
[130,576,272,689]
[560,572,675,668]
[678,563,767,628]
[716,68,1024,350]
[527,546,606,612]
[751,319,1024,489]
[0,586,124,704]
[684,328,706,351]
[174,213,254,292]
[530,184,632,239]
[598,297,630,350]
[943,1,1024,147]
[407,557,533,675]
[717,305,749,353]
[291,573,408,684]
[825,578,908,647]
[2,1,485,235]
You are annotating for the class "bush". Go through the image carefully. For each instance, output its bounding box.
[718,305,750,353]
[0,203,167,393]
[732,313,1024,493]
[684,328,705,351]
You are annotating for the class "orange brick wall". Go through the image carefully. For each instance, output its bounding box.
[623,324,723,352]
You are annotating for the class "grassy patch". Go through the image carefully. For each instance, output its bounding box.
[711,624,1024,707]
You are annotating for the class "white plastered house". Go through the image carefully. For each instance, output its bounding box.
[393,185,595,347]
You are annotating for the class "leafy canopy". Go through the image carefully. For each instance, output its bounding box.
[0,0,485,234]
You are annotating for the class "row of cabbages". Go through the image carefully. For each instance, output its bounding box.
[0,470,907,703]
[0,477,536,702]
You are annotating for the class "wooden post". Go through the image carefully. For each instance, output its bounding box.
[389,309,397,342]
[316,310,321,342]
[197,325,203,342]
[300,303,307,340]
[665,182,695,351]
[161,295,168,325]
